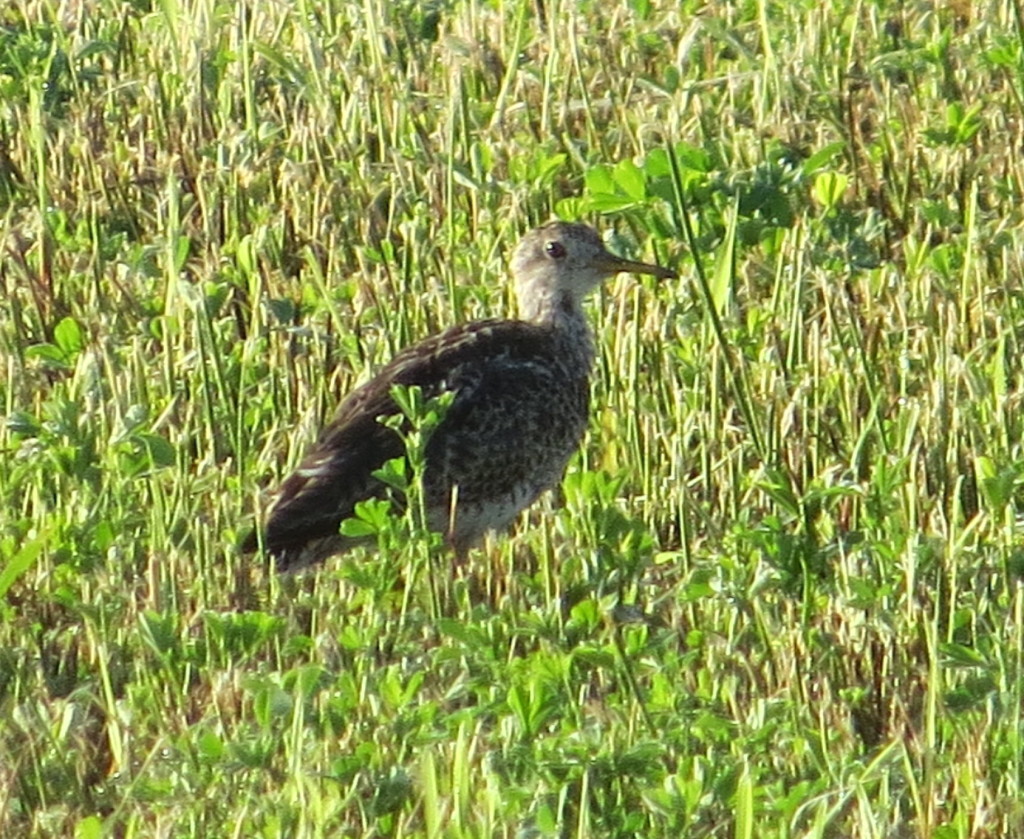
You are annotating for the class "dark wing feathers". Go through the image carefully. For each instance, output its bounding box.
[248,319,557,559]
[423,354,584,503]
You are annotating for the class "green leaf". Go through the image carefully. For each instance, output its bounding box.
[672,141,711,173]
[139,611,180,657]
[6,410,40,436]
[553,196,584,220]
[374,456,408,491]
[531,152,566,186]
[940,643,988,669]
[197,730,225,762]
[135,433,176,468]
[75,816,104,839]
[584,164,617,195]
[710,201,737,313]
[641,148,671,177]
[252,683,293,728]
[0,535,45,599]
[612,158,647,201]
[812,171,848,212]
[568,597,600,630]
[173,234,191,272]
[266,297,296,323]
[53,316,85,358]
[975,456,1017,510]
[572,646,615,669]
[582,192,640,212]
[801,141,846,176]
[974,455,996,483]
[24,342,70,369]
[339,517,378,538]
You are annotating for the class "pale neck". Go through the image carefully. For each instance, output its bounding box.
[518,287,595,374]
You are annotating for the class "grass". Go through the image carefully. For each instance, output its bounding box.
[2,0,1024,835]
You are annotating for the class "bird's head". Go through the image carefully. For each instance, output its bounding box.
[511,221,676,323]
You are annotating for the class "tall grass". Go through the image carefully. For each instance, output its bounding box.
[2,0,1024,835]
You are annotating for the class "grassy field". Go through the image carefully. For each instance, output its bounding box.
[3,0,1024,835]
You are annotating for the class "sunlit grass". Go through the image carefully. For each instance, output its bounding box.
[3,0,1024,836]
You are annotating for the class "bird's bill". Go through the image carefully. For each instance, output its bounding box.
[594,251,677,280]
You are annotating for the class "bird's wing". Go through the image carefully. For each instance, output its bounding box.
[256,319,553,553]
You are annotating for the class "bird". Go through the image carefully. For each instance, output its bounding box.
[244,221,676,571]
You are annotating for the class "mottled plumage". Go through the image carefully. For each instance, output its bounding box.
[244,222,675,571]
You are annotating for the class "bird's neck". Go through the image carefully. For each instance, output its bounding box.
[520,289,595,375]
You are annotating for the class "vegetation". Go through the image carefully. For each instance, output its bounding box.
[2,0,1023,835]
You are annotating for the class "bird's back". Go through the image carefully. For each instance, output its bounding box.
[249,318,590,570]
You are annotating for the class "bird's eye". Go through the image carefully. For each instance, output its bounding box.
[545,241,566,259]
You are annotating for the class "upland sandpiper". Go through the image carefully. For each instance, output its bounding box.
[244,221,675,571]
